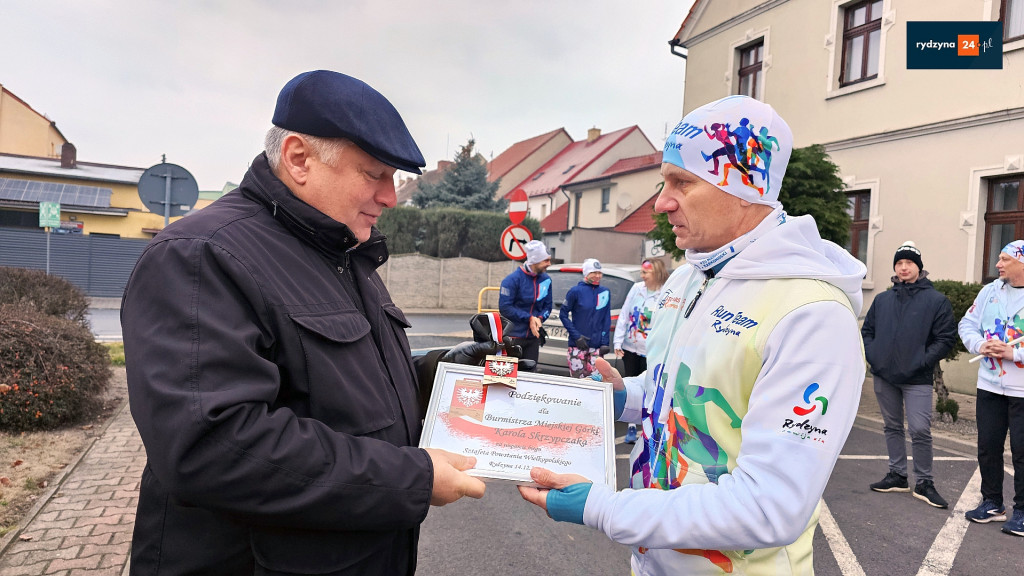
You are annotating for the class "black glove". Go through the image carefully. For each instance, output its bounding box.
[575,335,590,350]
[598,345,611,356]
[442,340,498,366]
[469,313,514,343]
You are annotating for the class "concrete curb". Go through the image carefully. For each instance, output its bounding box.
[0,396,130,557]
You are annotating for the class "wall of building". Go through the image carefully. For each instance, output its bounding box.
[681,0,1023,146]
[0,171,192,239]
[494,132,573,198]
[573,168,662,229]
[0,88,66,158]
[830,115,1024,309]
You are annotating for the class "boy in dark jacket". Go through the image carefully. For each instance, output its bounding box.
[862,241,957,508]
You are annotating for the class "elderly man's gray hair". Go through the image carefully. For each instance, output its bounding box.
[264,126,350,170]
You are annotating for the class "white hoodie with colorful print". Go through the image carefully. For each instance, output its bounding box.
[582,214,866,576]
[613,282,661,357]
[957,278,1024,398]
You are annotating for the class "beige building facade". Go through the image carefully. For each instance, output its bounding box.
[674,0,1024,305]
[0,84,67,158]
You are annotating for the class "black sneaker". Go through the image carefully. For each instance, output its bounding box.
[913,480,949,508]
[870,471,910,493]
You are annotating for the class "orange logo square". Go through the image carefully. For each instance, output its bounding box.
[958,35,979,56]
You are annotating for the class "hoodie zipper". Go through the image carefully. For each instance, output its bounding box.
[684,273,713,319]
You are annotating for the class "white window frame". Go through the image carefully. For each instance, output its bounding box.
[963,155,1024,281]
[824,0,895,100]
[983,0,1024,53]
[726,27,771,100]
[840,175,880,290]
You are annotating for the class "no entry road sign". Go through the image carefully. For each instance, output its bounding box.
[500,224,534,260]
[507,188,528,225]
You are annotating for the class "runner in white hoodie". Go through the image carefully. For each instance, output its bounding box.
[519,95,866,575]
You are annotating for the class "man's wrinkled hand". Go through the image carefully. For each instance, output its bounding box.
[517,467,591,512]
[529,316,543,338]
[426,448,486,506]
[594,358,624,391]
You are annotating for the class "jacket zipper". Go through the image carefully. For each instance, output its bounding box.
[684,274,713,319]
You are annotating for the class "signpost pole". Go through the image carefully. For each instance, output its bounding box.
[38,202,60,275]
[163,171,172,227]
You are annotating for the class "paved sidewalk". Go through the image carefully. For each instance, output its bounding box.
[0,373,986,575]
[0,401,142,576]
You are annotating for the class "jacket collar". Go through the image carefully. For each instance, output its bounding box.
[238,153,389,268]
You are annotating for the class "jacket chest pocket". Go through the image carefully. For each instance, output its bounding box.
[289,311,398,436]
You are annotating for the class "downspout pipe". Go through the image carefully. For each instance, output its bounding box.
[669,39,687,60]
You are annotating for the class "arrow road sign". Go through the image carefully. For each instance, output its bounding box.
[500,224,534,260]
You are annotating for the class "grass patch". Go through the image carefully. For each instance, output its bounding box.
[104,342,125,366]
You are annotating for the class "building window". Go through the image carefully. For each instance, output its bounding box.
[983,175,1024,281]
[844,190,870,264]
[840,0,882,86]
[1004,0,1024,42]
[600,188,610,213]
[737,41,764,100]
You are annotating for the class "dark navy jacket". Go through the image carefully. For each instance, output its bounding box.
[560,281,612,348]
[498,266,553,338]
[861,276,957,386]
[122,153,432,576]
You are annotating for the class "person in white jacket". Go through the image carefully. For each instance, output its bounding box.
[957,241,1024,536]
[519,95,866,575]
[614,258,669,443]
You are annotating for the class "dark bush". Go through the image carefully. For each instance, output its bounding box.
[0,267,90,327]
[931,279,984,361]
[378,207,542,261]
[0,303,110,431]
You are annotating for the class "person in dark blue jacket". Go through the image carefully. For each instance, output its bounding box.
[498,240,553,369]
[862,241,957,509]
[561,258,612,378]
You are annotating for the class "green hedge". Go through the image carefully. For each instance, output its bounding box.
[378,207,542,261]
[931,279,984,361]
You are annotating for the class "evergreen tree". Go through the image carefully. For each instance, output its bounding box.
[412,139,505,211]
[647,144,851,259]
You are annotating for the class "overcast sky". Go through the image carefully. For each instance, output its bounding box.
[1,1,693,191]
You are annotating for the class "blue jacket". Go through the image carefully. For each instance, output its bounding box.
[560,281,611,348]
[498,266,553,338]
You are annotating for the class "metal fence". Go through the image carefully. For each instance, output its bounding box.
[0,227,149,297]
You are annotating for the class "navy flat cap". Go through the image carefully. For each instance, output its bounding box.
[272,70,426,174]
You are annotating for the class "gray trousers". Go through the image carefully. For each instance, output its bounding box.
[874,376,934,482]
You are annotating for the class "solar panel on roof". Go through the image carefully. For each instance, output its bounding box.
[0,177,112,208]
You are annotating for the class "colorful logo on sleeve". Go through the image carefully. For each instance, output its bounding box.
[778,383,830,444]
[793,382,828,416]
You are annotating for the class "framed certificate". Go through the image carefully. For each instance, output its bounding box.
[419,362,616,487]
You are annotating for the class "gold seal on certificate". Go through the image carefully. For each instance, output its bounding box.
[419,362,616,487]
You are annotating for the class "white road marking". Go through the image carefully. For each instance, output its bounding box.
[838,455,973,461]
[914,467,982,576]
[819,500,867,576]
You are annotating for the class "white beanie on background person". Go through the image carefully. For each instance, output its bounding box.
[524,240,550,265]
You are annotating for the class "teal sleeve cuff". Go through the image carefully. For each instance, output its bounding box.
[546,482,592,525]
[613,388,626,419]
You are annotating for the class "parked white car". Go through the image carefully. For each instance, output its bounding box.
[537,263,643,376]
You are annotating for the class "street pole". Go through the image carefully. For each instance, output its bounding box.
[45,226,51,274]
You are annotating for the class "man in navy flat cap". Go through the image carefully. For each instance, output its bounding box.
[123,70,489,575]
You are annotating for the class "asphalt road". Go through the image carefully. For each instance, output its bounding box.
[89,308,1022,573]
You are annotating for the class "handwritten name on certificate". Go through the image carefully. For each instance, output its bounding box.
[419,362,615,487]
